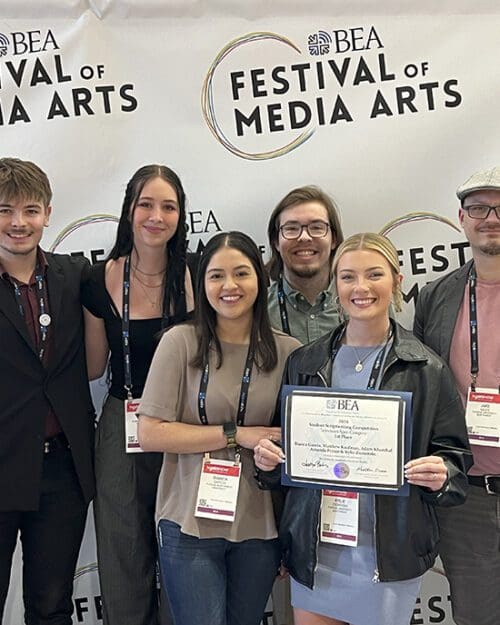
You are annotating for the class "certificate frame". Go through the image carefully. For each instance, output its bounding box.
[281,385,412,497]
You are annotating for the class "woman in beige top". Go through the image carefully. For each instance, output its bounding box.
[139,231,300,625]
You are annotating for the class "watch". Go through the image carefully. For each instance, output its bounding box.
[223,422,238,448]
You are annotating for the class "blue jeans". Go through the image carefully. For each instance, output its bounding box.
[157,519,281,625]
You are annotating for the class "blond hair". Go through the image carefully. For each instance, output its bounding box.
[332,232,403,312]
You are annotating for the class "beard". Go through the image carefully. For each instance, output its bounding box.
[289,265,322,279]
[479,242,500,256]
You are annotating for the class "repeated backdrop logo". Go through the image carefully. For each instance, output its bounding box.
[202,25,463,160]
[0,28,138,125]
[49,211,224,258]
[379,212,471,328]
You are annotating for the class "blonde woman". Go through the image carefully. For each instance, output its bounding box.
[255,233,472,625]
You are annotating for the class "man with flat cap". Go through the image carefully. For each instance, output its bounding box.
[414,166,500,625]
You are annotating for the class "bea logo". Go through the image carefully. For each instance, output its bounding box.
[0,33,8,57]
[0,29,59,56]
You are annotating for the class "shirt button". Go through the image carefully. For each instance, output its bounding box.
[310,314,315,319]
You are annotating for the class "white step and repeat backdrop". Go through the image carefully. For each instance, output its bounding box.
[2,1,499,623]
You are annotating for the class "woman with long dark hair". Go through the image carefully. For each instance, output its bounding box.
[138,231,300,625]
[83,164,196,625]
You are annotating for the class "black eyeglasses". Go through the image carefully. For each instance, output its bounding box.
[462,204,500,220]
[279,221,330,240]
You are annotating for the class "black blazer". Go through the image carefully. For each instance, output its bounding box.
[0,252,95,511]
[413,259,472,361]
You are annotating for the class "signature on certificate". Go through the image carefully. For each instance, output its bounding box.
[301,458,329,469]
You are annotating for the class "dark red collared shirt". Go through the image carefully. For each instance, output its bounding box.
[0,249,62,438]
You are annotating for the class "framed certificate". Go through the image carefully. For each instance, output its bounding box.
[281,386,412,496]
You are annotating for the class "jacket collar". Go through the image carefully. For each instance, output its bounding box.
[439,259,473,360]
[296,320,428,377]
[0,251,65,363]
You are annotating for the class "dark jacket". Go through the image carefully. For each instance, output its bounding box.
[413,259,472,360]
[260,321,472,587]
[0,252,96,510]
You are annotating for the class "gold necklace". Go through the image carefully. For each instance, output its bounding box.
[132,270,163,309]
[132,263,166,277]
[132,268,164,289]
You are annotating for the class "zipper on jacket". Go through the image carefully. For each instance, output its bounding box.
[316,369,328,387]
[371,338,403,583]
[312,499,322,589]
[372,496,380,582]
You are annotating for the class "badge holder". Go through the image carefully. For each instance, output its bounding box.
[124,389,144,453]
[195,452,242,522]
[465,387,500,447]
[320,489,359,546]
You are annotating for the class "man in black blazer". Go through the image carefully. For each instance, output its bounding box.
[0,158,95,624]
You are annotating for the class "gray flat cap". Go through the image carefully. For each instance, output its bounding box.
[457,166,500,200]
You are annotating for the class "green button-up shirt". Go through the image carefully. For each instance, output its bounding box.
[267,277,340,345]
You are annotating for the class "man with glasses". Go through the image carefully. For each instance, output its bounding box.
[267,186,344,345]
[266,186,343,625]
[414,166,500,625]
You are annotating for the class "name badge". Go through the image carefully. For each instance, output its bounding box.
[465,387,500,447]
[195,454,241,523]
[320,489,359,546]
[124,398,144,453]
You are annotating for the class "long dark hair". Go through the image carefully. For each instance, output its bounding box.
[107,164,188,324]
[191,231,278,372]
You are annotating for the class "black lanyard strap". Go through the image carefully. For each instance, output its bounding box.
[198,343,255,426]
[122,256,133,398]
[468,264,479,390]
[277,277,291,336]
[331,325,393,391]
[467,264,500,393]
[122,255,172,398]
[12,267,50,361]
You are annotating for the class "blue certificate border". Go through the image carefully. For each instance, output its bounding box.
[280,385,413,497]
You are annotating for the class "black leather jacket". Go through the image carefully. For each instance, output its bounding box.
[259,321,472,588]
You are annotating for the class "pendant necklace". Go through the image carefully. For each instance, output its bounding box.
[351,344,382,372]
[132,269,163,309]
[347,326,392,373]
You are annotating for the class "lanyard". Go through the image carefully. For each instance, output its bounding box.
[467,265,500,392]
[12,267,50,361]
[277,277,291,335]
[468,264,478,390]
[122,255,171,398]
[198,343,254,426]
[468,263,492,392]
[331,325,393,391]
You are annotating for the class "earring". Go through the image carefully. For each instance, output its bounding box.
[334,295,346,321]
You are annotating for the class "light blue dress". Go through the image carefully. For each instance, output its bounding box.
[291,345,422,625]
